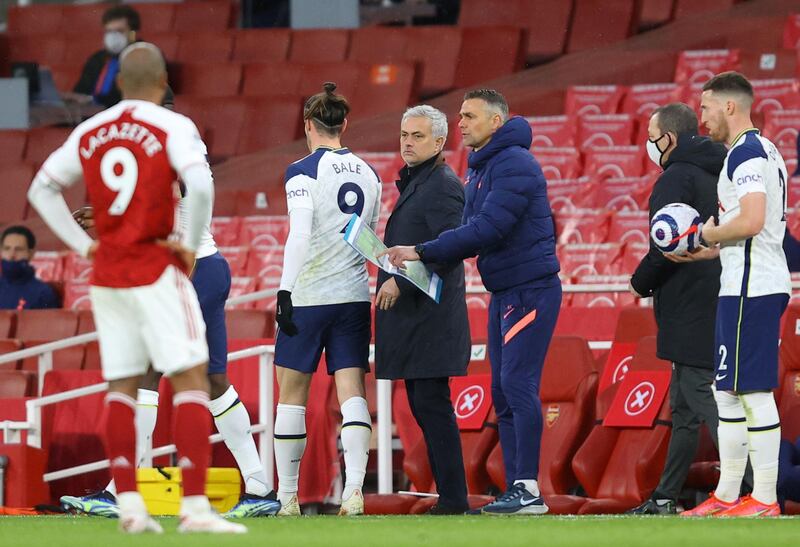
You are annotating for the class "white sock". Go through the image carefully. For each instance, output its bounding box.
[340,397,371,500]
[208,386,269,497]
[274,403,306,504]
[106,388,159,497]
[714,389,749,503]
[135,389,159,467]
[514,479,540,497]
[741,391,781,505]
[117,491,148,516]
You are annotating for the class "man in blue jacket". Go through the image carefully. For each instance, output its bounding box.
[0,225,59,310]
[382,89,561,515]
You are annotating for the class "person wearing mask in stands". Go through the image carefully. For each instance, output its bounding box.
[69,6,174,109]
[626,103,725,514]
[0,225,59,310]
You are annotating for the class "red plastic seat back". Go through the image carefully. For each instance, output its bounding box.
[233,29,291,63]
[225,309,274,339]
[613,307,657,344]
[16,310,78,341]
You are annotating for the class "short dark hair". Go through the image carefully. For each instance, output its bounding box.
[464,89,509,121]
[102,5,141,32]
[701,71,754,99]
[652,102,698,137]
[303,82,350,137]
[1,225,36,250]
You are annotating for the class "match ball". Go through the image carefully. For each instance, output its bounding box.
[650,203,702,255]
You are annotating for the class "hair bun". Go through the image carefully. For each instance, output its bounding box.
[323,82,337,94]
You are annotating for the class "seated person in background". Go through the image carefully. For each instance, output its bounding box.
[69,6,173,108]
[0,225,59,310]
[778,436,800,510]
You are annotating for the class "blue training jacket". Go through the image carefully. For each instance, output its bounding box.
[420,116,560,292]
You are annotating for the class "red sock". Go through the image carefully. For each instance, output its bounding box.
[173,390,211,497]
[104,392,138,494]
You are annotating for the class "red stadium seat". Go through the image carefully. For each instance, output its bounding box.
[582,146,645,183]
[239,216,290,248]
[232,29,291,63]
[7,35,66,67]
[16,310,79,341]
[0,163,34,223]
[289,29,351,64]
[176,96,246,157]
[453,27,524,89]
[173,0,233,32]
[778,305,800,441]
[784,14,800,49]
[405,26,462,96]
[577,176,650,213]
[7,4,63,35]
[0,339,23,371]
[674,49,741,85]
[578,115,635,150]
[59,4,107,34]
[348,27,409,64]
[621,83,679,118]
[533,147,582,181]
[0,130,27,163]
[135,3,177,33]
[0,311,16,339]
[0,370,34,397]
[61,33,103,66]
[25,127,72,165]
[50,65,85,94]
[210,217,243,247]
[213,190,238,217]
[234,189,278,217]
[224,309,274,339]
[518,0,573,62]
[296,62,361,98]
[635,0,674,30]
[555,210,612,245]
[241,62,304,97]
[614,306,658,343]
[739,51,798,81]
[63,253,93,283]
[762,110,800,149]
[486,336,598,502]
[63,281,92,311]
[176,63,242,97]
[547,177,592,212]
[457,0,515,26]
[352,63,417,119]
[176,32,234,63]
[21,340,85,372]
[358,153,404,184]
[565,85,625,118]
[144,33,180,60]
[567,0,636,53]
[29,251,64,282]
[558,243,624,278]
[751,79,800,117]
[673,0,735,18]
[237,96,304,154]
[76,309,95,334]
[527,116,577,148]
[609,210,650,245]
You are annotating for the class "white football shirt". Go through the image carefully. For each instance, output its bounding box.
[282,147,381,306]
[717,129,790,297]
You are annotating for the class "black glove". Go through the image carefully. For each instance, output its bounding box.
[276,290,298,336]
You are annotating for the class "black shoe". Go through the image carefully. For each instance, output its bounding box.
[626,498,676,515]
[426,503,468,515]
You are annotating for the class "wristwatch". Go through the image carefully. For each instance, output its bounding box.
[414,244,426,261]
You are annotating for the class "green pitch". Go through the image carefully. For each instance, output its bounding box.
[1,515,799,547]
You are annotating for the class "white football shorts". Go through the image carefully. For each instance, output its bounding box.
[90,265,209,381]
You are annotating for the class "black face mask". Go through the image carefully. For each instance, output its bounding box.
[1,259,35,282]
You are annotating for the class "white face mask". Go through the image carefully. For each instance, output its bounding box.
[647,134,671,168]
[104,31,129,55]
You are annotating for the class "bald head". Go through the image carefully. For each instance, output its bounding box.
[117,42,167,101]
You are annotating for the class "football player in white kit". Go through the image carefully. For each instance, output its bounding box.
[670,72,789,517]
[272,83,381,516]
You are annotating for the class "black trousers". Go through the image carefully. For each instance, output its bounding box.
[654,363,719,500]
[405,377,469,510]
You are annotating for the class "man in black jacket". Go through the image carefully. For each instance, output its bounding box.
[627,103,726,514]
[375,105,471,514]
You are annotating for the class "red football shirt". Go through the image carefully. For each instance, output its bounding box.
[40,100,208,288]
